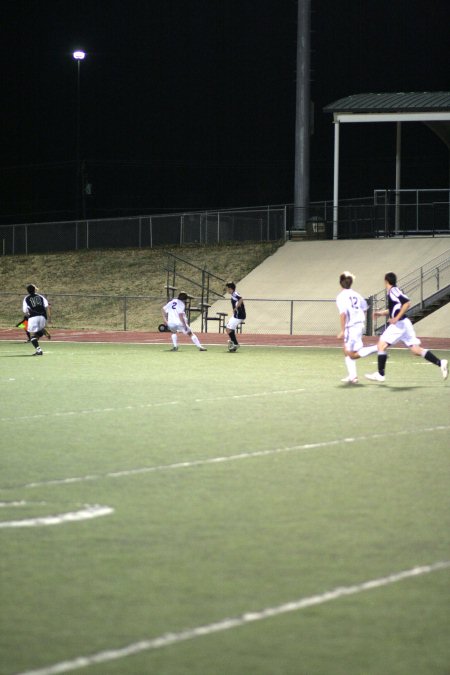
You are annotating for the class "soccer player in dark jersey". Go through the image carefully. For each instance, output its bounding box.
[225,282,246,352]
[22,284,50,356]
[365,272,448,382]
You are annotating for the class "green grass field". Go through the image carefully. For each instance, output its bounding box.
[1,340,449,675]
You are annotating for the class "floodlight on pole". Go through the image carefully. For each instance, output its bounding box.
[72,50,86,218]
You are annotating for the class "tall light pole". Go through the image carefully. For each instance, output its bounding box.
[294,0,311,230]
[73,50,86,219]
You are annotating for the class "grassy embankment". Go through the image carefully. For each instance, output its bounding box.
[0,241,283,330]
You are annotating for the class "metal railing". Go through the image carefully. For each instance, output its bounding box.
[193,298,339,335]
[0,206,287,255]
[286,189,450,239]
[1,189,449,255]
[1,292,340,335]
[371,249,450,333]
[373,189,450,234]
[2,283,447,337]
[165,252,226,303]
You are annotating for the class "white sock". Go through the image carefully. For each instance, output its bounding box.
[345,356,357,378]
[191,334,202,348]
[171,334,177,347]
[358,345,378,358]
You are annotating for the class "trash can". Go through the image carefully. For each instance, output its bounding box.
[306,216,326,239]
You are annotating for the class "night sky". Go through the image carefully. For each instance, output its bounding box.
[1,0,449,223]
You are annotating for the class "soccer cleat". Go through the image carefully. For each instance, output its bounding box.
[170,346,178,352]
[440,359,448,380]
[341,375,358,384]
[33,349,43,356]
[229,344,239,352]
[199,347,207,351]
[365,372,385,382]
[227,339,234,351]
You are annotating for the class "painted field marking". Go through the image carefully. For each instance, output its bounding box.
[0,400,180,423]
[0,504,113,529]
[16,424,450,490]
[0,389,307,423]
[0,500,27,507]
[16,560,450,675]
[195,388,305,402]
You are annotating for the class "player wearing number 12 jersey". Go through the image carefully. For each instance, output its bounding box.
[336,271,377,384]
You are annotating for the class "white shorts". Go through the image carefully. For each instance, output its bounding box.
[344,323,364,352]
[27,316,47,334]
[168,322,191,335]
[380,318,421,347]
[226,317,243,331]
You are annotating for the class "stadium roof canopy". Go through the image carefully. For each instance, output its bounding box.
[323,92,450,237]
[324,91,450,114]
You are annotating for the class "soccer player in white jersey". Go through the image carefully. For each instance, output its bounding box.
[365,272,448,382]
[161,292,207,352]
[336,271,378,383]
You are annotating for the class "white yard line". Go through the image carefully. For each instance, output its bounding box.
[17,424,450,490]
[0,504,113,529]
[0,389,306,423]
[15,560,450,675]
[0,400,180,423]
[0,500,27,507]
[195,388,305,402]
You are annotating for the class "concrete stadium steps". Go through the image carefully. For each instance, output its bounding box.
[191,238,450,337]
[238,239,450,299]
[414,303,450,337]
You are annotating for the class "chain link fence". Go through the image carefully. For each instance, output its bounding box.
[193,298,340,335]
[2,190,449,255]
[1,292,347,336]
[0,207,287,255]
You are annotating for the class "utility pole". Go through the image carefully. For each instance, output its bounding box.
[294,0,311,230]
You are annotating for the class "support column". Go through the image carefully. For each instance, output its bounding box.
[395,121,402,234]
[293,0,311,230]
[332,119,340,240]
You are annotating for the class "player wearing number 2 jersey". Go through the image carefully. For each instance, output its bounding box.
[336,272,377,384]
[365,272,448,382]
[161,292,206,352]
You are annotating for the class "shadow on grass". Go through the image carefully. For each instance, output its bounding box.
[388,385,425,391]
[338,383,433,391]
